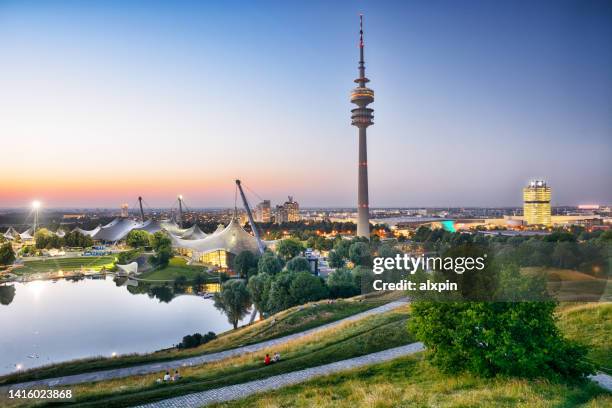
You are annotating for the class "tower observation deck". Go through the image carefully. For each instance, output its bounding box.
[351,15,374,238]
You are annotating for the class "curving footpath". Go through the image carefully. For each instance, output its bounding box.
[1,300,408,391]
[135,342,426,408]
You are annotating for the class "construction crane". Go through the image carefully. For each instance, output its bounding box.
[235,179,265,255]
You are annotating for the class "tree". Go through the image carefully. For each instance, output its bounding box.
[126,230,150,248]
[276,239,303,261]
[349,242,371,266]
[64,230,93,248]
[327,268,360,298]
[149,231,173,268]
[288,272,328,306]
[149,231,172,251]
[233,251,259,279]
[0,242,16,266]
[247,273,272,316]
[258,251,283,275]
[409,301,593,380]
[266,271,328,314]
[285,256,311,273]
[334,239,351,259]
[34,228,53,249]
[327,250,344,268]
[213,279,252,329]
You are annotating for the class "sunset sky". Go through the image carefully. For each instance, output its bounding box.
[1,0,611,208]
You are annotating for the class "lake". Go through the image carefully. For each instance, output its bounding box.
[0,277,246,376]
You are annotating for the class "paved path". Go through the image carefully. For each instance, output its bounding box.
[137,359,612,408]
[2,300,408,391]
[589,373,612,392]
[135,342,425,408]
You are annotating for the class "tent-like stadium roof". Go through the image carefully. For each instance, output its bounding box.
[179,224,208,240]
[91,218,141,242]
[169,217,271,256]
[20,228,34,240]
[73,225,102,237]
[3,227,20,240]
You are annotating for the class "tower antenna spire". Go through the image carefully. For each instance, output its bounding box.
[358,14,366,84]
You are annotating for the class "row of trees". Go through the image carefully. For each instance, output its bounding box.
[213,237,378,329]
[125,230,173,268]
[33,229,93,249]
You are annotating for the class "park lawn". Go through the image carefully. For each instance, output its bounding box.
[212,354,611,408]
[0,307,413,407]
[13,256,115,275]
[0,294,396,386]
[557,302,612,374]
[137,257,211,281]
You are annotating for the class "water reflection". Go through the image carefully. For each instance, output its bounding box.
[0,277,245,375]
[0,285,15,305]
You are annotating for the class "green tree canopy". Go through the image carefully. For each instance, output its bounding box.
[233,250,259,279]
[126,230,151,248]
[0,242,16,266]
[285,256,311,273]
[327,268,360,298]
[257,251,283,275]
[149,231,172,268]
[409,301,593,380]
[349,241,371,266]
[276,238,304,261]
[214,279,252,329]
[247,273,272,315]
[327,250,344,268]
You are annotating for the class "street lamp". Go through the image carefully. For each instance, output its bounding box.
[32,200,41,232]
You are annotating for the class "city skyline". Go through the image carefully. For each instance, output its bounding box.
[1,0,611,208]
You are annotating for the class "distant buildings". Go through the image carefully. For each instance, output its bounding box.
[523,180,552,226]
[275,196,300,223]
[255,200,271,223]
[120,203,129,218]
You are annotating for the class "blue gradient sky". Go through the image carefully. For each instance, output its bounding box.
[1,0,611,208]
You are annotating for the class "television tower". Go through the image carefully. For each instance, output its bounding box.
[351,15,374,238]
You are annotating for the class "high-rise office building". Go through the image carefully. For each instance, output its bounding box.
[275,196,300,224]
[523,180,552,226]
[285,196,300,222]
[350,15,374,238]
[255,200,271,222]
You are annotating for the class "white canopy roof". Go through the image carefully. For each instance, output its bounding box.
[169,217,270,256]
[180,224,208,240]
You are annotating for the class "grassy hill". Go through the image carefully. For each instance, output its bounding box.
[212,354,610,408]
[212,302,612,408]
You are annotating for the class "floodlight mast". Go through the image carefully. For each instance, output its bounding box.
[235,180,265,255]
[138,196,145,223]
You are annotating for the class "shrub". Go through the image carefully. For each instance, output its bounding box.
[177,331,216,349]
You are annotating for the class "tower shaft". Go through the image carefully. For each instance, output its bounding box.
[350,15,374,238]
[357,127,369,237]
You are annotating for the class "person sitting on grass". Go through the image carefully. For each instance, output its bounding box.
[272,352,281,363]
[163,371,171,381]
[264,354,271,365]
[172,370,181,381]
